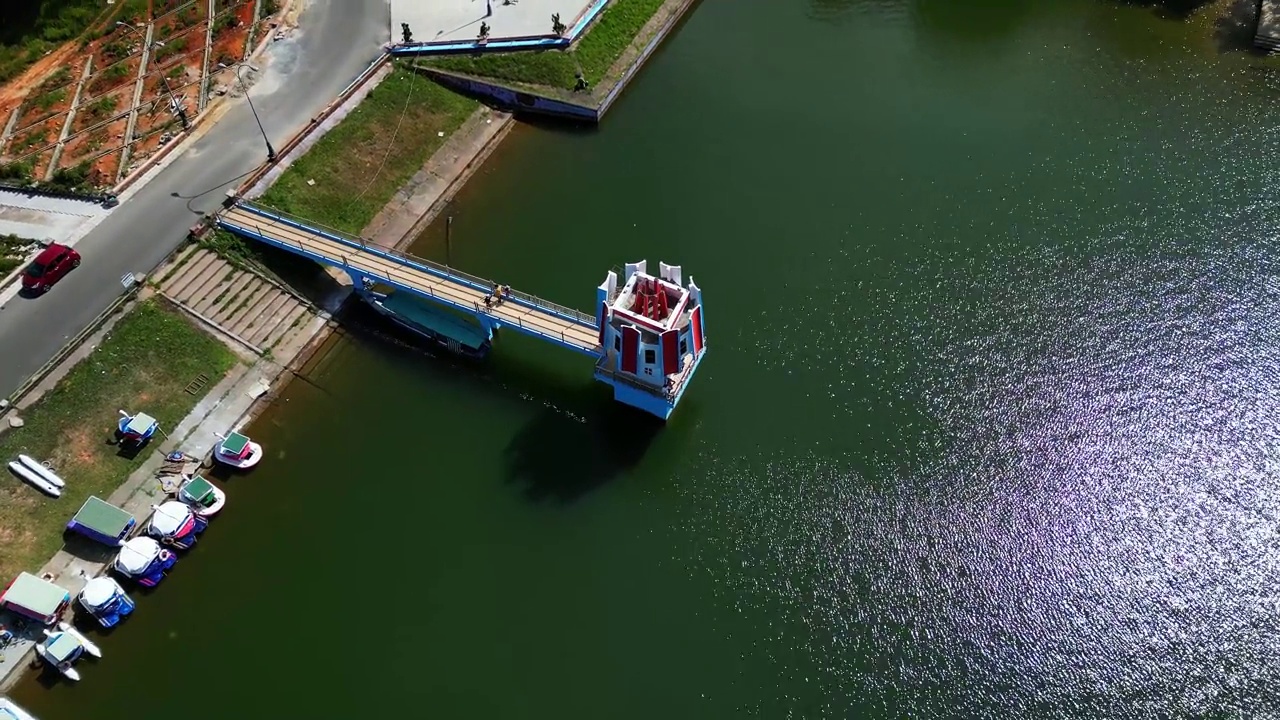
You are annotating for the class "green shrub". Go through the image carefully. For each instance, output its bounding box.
[0,0,114,83]
[213,12,239,37]
[33,88,66,110]
[85,95,118,119]
[153,36,188,63]
[45,160,92,193]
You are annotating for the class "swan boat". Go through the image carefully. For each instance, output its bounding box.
[212,431,262,469]
[177,475,226,517]
[111,537,178,587]
[35,622,101,681]
[145,502,208,549]
[77,576,136,628]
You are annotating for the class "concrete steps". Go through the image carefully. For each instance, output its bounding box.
[221,284,273,333]
[204,272,255,316]
[188,262,236,312]
[229,288,284,338]
[156,243,317,355]
[157,244,202,286]
[239,291,291,341]
[162,249,217,297]
[262,302,309,349]
[177,258,231,306]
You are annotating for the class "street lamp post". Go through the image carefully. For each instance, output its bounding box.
[218,62,276,162]
[115,21,188,130]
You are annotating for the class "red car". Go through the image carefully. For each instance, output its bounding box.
[21,243,80,294]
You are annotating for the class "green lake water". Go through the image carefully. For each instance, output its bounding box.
[14,0,1280,716]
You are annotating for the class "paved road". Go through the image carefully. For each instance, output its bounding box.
[0,0,389,398]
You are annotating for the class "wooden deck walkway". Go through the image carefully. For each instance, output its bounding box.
[217,205,602,354]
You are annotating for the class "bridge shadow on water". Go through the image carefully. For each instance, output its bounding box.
[324,300,664,504]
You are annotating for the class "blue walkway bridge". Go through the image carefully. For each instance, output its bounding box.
[216,202,602,356]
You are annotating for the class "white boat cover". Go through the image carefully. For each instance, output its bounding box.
[79,577,119,608]
[0,696,40,720]
[116,537,161,573]
[150,501,192,535]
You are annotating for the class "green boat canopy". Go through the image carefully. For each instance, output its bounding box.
[221,432,250,455]
[72,496,134,537]
[1,572,71,620]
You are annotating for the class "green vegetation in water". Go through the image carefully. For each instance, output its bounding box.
[257,65,478,235]
[0,0,113,84]
[424,0,667,89]
[0,233,39,275]
[0,299,238,583]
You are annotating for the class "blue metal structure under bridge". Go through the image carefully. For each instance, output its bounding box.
[214,201,707,420]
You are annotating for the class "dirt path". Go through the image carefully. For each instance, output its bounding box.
[0,43,80,109]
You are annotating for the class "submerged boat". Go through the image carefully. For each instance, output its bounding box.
[212,431,262,469]
[364,288,492,359]
[177,475,225,517]
[17,455,65,488]
[77,577,135,628]
[66,496,135,546]
[145,501,207,549]
[7,461,60,497]
[35,622,101,681]
[0,572,72,626]
[112,536,177,586]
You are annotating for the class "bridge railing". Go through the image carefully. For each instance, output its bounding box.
[226,213,600,354]
[593,355,675,400]
[232,202,598,329]
[370,263,600,354]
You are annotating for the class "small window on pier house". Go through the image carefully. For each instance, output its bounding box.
[644,349,656,364]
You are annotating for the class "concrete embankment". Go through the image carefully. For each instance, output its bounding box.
[415,0,701,122]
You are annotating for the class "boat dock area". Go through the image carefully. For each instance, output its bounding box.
[0,307,330,693]
[1257,0,1280,51]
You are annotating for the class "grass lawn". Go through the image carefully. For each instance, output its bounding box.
[0,299,238,583]
[256,66,478,235]
[424,0,667,89]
